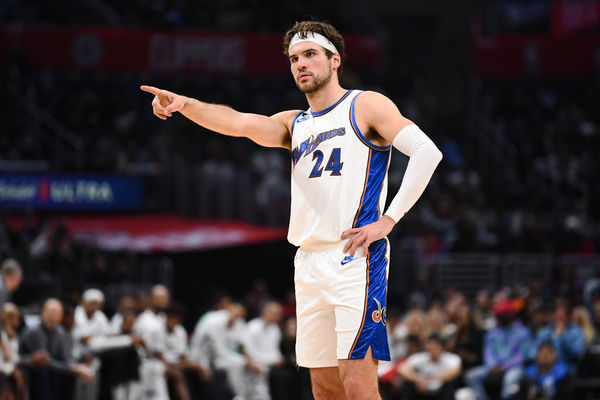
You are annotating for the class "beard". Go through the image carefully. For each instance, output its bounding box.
[296,63,334,94]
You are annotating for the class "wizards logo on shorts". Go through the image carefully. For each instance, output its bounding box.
[372,298,387,325]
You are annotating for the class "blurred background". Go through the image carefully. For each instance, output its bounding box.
[1,0,600,399]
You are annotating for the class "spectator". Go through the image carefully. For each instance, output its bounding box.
[529,303,554,336]
[0,303,26,400]
[19,298,94,400]
[191,301,257,399]
[398,333,461,400]
[72,288,111,361]
[465,299,531,400]
[73,289,144,400]
[164,304,192,400]
[571,306,596,348]
[243,301,284,400]
[111,310,143,400]
[394,310,428,359]
[426,305,454,341]
[110,295,136,334]
[519,341,571,400]
[134,285,170,400]
[0,261,22,313]
[0,259,23,369]
[528,302,585,374]
[445,305,484,370]
[379,335,423,398]
[473,289,496,331]
[134,285,169,357]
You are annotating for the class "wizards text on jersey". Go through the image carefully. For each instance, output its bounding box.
[291,127,346,166]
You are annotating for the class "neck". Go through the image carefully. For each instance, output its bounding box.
[305,81,346,113]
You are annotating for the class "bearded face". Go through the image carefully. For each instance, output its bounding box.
[295,59,334,94]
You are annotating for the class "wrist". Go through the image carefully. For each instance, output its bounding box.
[382,214,397,227]
[182,96,191,111]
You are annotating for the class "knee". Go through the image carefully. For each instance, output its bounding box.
[341,375,378,400]
[312,381,344,400]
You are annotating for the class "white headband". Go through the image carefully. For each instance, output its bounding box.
[288,32,339,55]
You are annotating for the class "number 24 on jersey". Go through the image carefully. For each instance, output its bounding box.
[309,148,343,178]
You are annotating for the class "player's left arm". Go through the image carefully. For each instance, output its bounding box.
[342,91,443,256]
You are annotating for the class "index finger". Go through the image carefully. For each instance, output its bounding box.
[341,228,360,239]
[140,85,161,95]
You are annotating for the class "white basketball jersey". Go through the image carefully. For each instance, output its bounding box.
[287,90,392,247]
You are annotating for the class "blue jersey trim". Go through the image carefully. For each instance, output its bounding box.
[290,110,305,135]
[350,92,392,152]
[352,149,391,229]
[310,90,352,117]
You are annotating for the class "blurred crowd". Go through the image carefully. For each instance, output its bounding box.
[3,47,600,252]
[379,281,600,400]
[0,0,380,32]
[0,253,599,400]
[0,253,310,400]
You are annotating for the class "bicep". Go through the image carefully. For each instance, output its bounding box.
[240,111,296,149]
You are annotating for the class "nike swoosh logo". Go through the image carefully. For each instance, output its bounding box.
[341,255,355,265]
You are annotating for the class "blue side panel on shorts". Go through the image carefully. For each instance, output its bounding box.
[348,238,390,361]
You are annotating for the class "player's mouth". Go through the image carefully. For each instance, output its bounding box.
[298,72,311,81]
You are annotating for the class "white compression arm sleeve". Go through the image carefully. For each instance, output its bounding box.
[384,124,443,223]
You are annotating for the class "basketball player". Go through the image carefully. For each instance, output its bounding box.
[141,20,442,400]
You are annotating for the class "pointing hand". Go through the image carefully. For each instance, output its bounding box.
[140,85,188,120]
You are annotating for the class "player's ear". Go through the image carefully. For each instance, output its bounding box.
[331,53,341,71]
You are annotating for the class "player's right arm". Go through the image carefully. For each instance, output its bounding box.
[140,85,296,150]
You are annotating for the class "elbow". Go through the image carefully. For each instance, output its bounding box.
[427,143,443,166]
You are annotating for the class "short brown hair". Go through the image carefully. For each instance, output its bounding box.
[282,20,346,79]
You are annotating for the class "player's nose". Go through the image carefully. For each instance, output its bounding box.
[297,56,308,69]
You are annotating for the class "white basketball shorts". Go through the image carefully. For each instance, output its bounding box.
[294,238,391,368]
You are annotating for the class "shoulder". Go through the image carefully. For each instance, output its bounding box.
[175,325,187,337]
[441,352,461,366]
[354,91,398,114]
[54,325,68,337]
[94,310,110,323]
[272,109,304,131]
[568,323,584,335]
[554,361,569,376]
[20,326,38,340]
[247,317,261,327]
